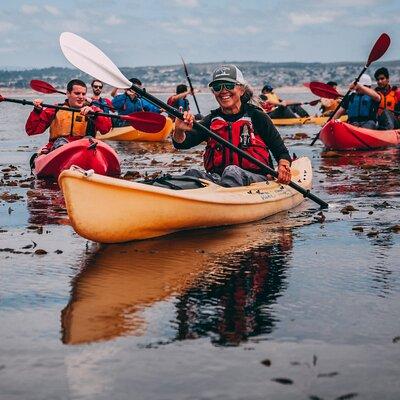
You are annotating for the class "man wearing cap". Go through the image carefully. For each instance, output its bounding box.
[260,84,309,119]
[333,74,381,129]
[172,64,292,187]
[111,78,161,126]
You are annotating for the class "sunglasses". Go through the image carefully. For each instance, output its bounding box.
[92,85,103,89]
[211,82,237,92]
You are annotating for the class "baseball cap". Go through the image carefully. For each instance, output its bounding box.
[358,74,372,87]
[208,64,246,87]
[262,84,273,92]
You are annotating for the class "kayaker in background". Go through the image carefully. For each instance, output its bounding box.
[259,84,310,119]
[320,81,341,116]
[111,78,161,127]
[374,67,400,129]
[332,74,380,129]
[172,64,292,187]
[25,79,112,154]
[86,79,113,114]
[167,84,191,112]
[167,84,191,122]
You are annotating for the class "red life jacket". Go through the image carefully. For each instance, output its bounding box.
[203,112,270,175]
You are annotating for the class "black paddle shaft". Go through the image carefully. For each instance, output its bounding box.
[183,63,202,115]
[311,66,368,146]
[1,97,121,121]
[129,84,329,209]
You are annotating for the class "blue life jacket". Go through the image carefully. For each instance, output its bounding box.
[112,94,160,115]
[347,93,377,122]
[93,97,110,114]
[173,97,190,112]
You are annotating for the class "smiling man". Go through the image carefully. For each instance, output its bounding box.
[25,79,112,154]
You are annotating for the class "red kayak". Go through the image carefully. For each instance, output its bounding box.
[34,137,120,179]
[320,120,400,150]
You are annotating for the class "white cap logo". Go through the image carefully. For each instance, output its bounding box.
[214,66,232,78]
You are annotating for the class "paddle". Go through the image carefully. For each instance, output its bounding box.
[181,56,202,117]
[259,95,320,107]
[30,79,66,95]
[59,32,328,209]
[290,99,320,107]
[310,33,391,146]
[30,79,117,112]
[0,95,166,133]
[308,81,342,99]
[310,81,400,117]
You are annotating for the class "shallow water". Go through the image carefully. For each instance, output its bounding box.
[1,91,400,400]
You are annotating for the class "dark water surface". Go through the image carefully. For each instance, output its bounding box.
[1,92,400,400]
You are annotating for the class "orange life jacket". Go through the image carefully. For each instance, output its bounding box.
[204,113,270,175]
[49,106,90,140]
[378,87,398,114]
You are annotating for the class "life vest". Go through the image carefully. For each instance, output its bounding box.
[203,112,270,175]
[260,99,274,112]
[377,87,398,114]
[260,92,280,113]
[347,93,377,122]
[49,105,92,140]
[266,93,280,103]
[92,97,111,113]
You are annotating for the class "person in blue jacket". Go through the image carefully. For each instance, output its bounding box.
[333,74,381,129]
[111,78,161,126]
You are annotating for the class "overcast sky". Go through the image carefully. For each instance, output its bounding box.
[1,0,399,68]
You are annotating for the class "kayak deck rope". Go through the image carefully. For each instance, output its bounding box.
[70,165,95,177]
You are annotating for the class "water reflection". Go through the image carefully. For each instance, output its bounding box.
[61,220,297,346]
[175,234,292,346]
[26,179,69,225]
[320,148,400,196]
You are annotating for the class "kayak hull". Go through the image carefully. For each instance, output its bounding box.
[34,138,121,179]
[272,115,347,126]
[319,120,400,150]
[59,157,312,243]
[97,117,173,141]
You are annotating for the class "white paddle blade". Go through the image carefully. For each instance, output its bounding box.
[60,32,131,89]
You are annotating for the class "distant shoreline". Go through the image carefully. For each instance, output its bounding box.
[0,86,313,96]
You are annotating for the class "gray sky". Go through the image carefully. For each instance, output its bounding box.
[1,0,399,68]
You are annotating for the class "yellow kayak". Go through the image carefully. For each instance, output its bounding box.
[97,117,174,141]
[272,115,348,126]
[59,157,312,243]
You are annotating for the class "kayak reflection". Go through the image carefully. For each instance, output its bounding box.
[61,219,298,345]
[320,148,400,196]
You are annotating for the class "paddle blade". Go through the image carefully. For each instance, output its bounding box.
[309,82,341,100]
[60,32,131,89]
[303,82,311,88]
[119,112,167,133]
[30,79,64,95]
[367,33,391,66]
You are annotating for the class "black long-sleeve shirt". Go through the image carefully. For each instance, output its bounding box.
[172,104,291,166]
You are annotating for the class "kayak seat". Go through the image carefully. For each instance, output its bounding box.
[141,174,206,190]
